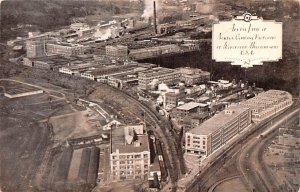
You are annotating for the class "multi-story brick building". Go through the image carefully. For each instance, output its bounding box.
[26,39,87,58]
[170,102,208,122]
[138,67,181,90]
[138,67,210,90]
[46,42,87,56]
[110,124,151,180]
[185,105,251,157]
[106,45,128,61]
[178,67,210,85]
[26,40,47,58]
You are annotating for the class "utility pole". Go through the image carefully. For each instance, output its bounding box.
[110,123,113,154]
[143,109,147,132]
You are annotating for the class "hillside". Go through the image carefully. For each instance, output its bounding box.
[0,0,142,42]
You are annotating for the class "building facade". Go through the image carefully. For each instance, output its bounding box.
[26,40,46,58]
[170,102,205,122]
[164,91,185,109]
[106,45,128,60]
[129,45,181,60]
[110,135,150,180]
[185,105,251,157]
[178,67,210,85]
[26,39,87,58]
[46,42,86,56]
[138,67,181,90]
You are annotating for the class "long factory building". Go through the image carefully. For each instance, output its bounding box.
[138,67,210,90]
[240,89,293,122]
[185,105,252,157]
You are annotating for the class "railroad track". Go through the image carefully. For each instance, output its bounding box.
[186,102,300,192]
[105,85,184,191]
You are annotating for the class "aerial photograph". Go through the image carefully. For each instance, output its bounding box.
[0,0,299,192]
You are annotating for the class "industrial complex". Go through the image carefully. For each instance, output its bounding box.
[1,0,299,192]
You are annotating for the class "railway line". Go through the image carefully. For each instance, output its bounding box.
[104,85,185,191]
[185,102,299,192]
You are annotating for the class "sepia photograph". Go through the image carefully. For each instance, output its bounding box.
[0,0,299,192]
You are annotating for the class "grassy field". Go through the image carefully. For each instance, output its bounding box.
[0,106,50,191]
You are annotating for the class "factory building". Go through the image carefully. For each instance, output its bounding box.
[26,39,87,58]
[185,105,251,157]
[164,88,186,109]
[129,45,181,60]
[171,102,209,122]
[138,67,181,90]
[23,55,70,70]
[59,63,101,76]
[81,63,140,81]
[26,40,47,58]
[110,125,150,180]
[70,22,89,31]
[106,45,128,61]
[138,67,210,90]
[178,67,210,85]
[240,90,293,122]
[46,42,87,56]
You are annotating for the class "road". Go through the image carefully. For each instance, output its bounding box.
[238,107,299,192]
[185,101,299,192]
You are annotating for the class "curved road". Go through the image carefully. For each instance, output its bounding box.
[238,107,299,192]
[185,102,299,192]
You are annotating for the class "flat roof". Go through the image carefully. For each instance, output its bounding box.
[112,135,149,154]
[183,113,208,123]
[188,105,249,135]
[240,90,291,108]
[63,63,101,70]
[139,67,176,76]
[177,102,201,111]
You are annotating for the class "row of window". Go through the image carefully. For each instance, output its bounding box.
[112,154,148,160]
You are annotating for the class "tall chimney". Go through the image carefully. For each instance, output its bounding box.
[153,1,157,34]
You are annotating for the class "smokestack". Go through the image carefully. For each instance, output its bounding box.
[153,1,157,34]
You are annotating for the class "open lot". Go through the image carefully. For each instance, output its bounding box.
[50,110,100,141]
[0,106,50,191]
[0,79,103,192]
[264,150,300,191]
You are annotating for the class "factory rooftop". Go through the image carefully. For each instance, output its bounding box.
[177,102,202,111]
[112,135,149,154]
[241,90,292,107]
[188,105,250,136]
[138,67,176,76]
[49,41,86,47]
[62,63,101,71]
